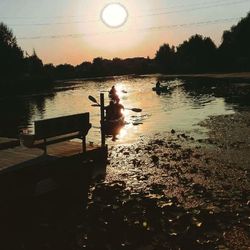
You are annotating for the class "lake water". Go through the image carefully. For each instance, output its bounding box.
[0,75,241,144]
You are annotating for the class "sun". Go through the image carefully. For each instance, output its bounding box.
[101,3,128,28]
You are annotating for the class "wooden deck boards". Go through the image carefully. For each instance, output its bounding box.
[0,147,45,172]
[44,140,100,157]
[0,137,20,150]
[0,140,102,174]
[47,141,83,157]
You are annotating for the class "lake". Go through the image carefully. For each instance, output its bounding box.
[1,75,247,145]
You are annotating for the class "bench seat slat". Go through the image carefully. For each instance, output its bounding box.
[21,113,92,154]
[34,132,81,148]
[35,113,90,140]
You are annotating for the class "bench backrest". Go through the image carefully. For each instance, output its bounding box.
[34,113,90,140]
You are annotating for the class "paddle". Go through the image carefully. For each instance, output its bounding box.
[101,90,128,94]
[88,95,100,105]
[92,104,142,113]
[89,95,142,113]
[127,108,142,113]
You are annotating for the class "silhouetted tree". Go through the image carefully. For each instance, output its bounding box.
[0,22,24,81]
[111,58,123,75]
[155,44,176,73]
[92,57,106,76]
[55,64,75,79]
[75,62,92,78]
[176,34,217,73]
[24,50,43,75]
[43,63,55,78]
[1,13,250,89]
[219,12,250,71]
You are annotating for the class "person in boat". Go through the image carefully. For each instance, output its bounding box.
[109,85,117,96]
[156,80,161,89]
[109,85,120,103]
[105,99,124,120]
[105,100,116,120]
[113,98,124,119]
[105,99,125,141]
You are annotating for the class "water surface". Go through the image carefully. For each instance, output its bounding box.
[0,75,243,144]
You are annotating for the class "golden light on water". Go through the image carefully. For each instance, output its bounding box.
[118,126,128,139]
[101,3,128,28]
[118,123,135,141]
[114,83,125,96]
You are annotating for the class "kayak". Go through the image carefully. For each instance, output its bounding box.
[102,115,125,135]
[152,86,170,92]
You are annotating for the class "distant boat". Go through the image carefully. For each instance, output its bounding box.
[152,85,170,92]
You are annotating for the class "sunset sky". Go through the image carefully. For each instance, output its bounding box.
[1,0,250,65]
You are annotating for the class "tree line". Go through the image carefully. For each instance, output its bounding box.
[0,11,250,90]
[155,12,250,73]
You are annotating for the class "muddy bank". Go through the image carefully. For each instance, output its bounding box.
[200,111,250,170]
[75,121,249,250]
[1,113,249,250]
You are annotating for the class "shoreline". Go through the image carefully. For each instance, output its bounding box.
[1,106,249,249]
[80,110,250,249]
[55,72,250,83]
[1,74,250,249]
[142,72,250,80]
[1,71,250,97]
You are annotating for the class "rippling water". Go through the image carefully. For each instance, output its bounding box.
[0,75,237,144]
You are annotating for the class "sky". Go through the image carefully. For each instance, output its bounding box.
[0,0,250,65]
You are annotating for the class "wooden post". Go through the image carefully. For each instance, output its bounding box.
[44,138,47,155]
[100,93,105,147]
[82,136,86,152]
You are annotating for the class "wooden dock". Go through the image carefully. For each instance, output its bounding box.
[0,111,108,203]
[0,137,20,150]
[0,140,106,173]
[0,140,107,201]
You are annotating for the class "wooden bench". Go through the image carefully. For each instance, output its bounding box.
[20,113,92,154]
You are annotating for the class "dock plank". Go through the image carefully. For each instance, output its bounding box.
[0,140,103,174]
[0,147,45,172]
[0,137,20,150]
[47,141,83,157]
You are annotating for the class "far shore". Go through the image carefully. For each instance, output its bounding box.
[55,71,250,84]
[159,71,250,80]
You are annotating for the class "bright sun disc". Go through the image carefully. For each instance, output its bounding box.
[101,3,128,28]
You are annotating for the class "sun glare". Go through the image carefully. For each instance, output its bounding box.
[101,3,128,28]
[115,83,124,95]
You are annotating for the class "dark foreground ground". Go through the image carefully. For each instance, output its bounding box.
[80,113,249,250]
[2,111,249,250]
[1,76,250,250]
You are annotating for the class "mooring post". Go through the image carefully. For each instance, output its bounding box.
[100,93,105,147]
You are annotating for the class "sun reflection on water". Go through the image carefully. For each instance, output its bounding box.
[8,76,237,145]
[118,126,128,139]
[115,83,126,96]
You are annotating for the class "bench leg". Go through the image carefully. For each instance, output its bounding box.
[44,138,47,155]
[82,136,86,152]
